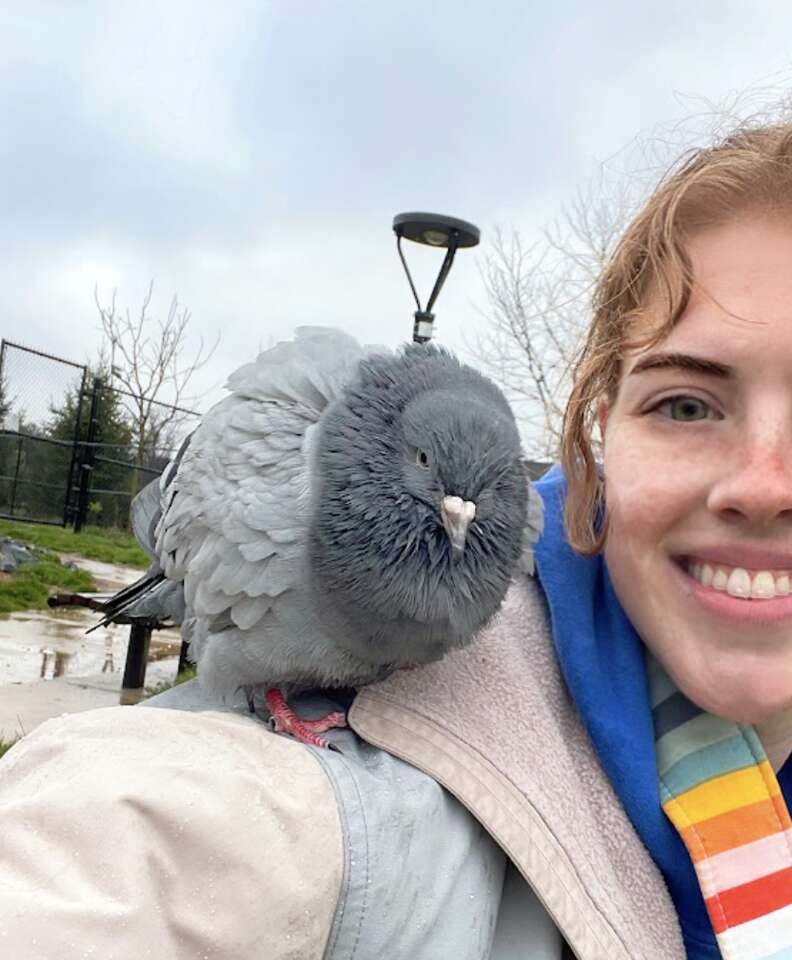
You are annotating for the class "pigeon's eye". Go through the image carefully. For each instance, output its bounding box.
[416,449,431,469]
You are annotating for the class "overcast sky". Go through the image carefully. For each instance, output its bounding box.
[2,1,792,417]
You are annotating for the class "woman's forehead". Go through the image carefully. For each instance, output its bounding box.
[687,214,792,302]
[622,214,792,374]
[622,311,786,380]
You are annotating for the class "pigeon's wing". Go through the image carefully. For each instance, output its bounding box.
[518,463,545,576]
[91,440,193,628]
[155,327,382,640]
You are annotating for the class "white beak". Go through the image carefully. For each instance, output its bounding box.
[440,495,477,562]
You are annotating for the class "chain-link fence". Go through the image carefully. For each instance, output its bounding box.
[0,340,201,529]
[72,377,200,531]
[0,341,87,525]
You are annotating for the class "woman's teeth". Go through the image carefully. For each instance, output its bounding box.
[688,561,791,599]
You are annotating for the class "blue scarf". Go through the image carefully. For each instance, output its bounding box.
[533,466,726,957]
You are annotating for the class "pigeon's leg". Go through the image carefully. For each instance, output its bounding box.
[265,687,346,750]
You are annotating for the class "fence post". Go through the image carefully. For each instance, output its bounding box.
[0,340,6,421]
[74,377,102,533]
[63,366,89,527]
[8,433,23,516]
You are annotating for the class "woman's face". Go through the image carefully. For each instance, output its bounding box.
[601,213,792,723]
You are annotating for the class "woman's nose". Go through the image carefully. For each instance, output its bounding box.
[706,425,792,526]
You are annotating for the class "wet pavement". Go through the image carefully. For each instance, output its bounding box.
[0,606,181,685]
[0,555,181,686]
[0,554,184,740]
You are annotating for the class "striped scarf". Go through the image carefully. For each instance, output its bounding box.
[648,655,792,958]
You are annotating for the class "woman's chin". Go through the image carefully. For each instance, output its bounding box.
[675,663,792,725]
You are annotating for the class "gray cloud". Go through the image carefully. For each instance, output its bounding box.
[2,0,792,415]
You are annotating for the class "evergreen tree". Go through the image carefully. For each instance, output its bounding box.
[45,372,135,528]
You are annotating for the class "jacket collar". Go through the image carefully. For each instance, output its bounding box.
[350,574,685,960]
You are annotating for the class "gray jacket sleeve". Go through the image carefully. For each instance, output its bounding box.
[148,682,511,960]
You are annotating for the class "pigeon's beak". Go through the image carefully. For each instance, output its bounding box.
[440,495,476,563]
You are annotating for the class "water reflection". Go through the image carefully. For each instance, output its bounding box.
[102,635,114,673]
[39,648,70,679]
[0,606,181,685]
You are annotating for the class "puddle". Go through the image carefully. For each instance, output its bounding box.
[0,607,182,684]
[0,557,182,685]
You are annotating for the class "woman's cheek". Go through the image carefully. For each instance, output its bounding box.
[604,426,713,530]
[604,444,675,524]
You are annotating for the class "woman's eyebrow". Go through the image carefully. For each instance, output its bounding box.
[628,351,734,379]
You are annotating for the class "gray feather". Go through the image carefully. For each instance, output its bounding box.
[518,465,545,575]
[93,438,191,626]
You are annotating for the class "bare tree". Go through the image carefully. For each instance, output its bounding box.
[95,280,219,488]
[471,176,636,459]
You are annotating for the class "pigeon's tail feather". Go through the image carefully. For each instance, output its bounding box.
[91,434,193,632]
[89,569,163,629]
[121,576,184,623]
[90,572,185,630]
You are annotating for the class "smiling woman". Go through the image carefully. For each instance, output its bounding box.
[603,215,792,725]
[552,126,792,956]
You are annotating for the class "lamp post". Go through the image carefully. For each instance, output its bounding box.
[392,212,480,343]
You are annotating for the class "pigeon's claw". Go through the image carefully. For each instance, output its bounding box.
[299,711,348,734]
[265,687,347,750]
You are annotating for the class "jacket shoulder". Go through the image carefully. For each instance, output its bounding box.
[0,688,507,960]
[0,704,342,960]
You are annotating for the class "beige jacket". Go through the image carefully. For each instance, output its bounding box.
[0,577,685,959]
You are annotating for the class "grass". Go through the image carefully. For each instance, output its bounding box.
[0,556,96,614]
[0,737,19,759]
[145,664,197,698]
[0,520,149,568]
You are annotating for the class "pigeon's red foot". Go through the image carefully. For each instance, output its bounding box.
[264,687,347,749]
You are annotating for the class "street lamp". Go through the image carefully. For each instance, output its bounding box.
[392,212,480,343]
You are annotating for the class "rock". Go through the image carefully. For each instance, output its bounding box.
[0,539,36,573]
[7,543,34,565]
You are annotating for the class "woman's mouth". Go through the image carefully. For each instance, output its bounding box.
[679,557,792,625]
[686,559,791,600]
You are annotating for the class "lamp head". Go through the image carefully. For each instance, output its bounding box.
[392,212,480,343]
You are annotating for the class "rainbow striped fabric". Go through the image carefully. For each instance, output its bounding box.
[648,656,792,959]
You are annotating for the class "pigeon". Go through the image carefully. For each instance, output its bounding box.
[100,327,544,746]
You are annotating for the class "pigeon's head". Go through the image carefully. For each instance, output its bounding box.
[312,344,530,663]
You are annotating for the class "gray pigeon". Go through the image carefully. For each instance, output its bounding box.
[103,327,543,745]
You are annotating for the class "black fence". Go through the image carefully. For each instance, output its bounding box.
[0,340,201,530]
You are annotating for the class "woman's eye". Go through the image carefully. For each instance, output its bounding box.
[416,449,431,469]
[654,396,716,422]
